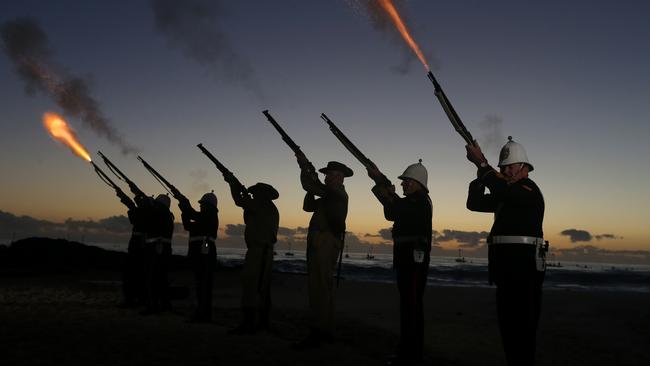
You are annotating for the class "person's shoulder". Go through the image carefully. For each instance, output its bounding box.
[418,192,433,208]
[327,184,348,197]
[517,178,541,193]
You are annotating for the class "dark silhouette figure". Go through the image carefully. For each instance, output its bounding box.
[141,194,175,315]
[179,192,219,323]
[119,193,149,308]
[368,161,432,366]
[225,178,280,335]
[293,157,352,349]
[466,137,546,366]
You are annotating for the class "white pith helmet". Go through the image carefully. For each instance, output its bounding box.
[498,136,533,171]
[155,194,171,209]
[398,159,428,192]
[199,191,218,208]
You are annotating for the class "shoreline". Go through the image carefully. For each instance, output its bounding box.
[1,267,648,366]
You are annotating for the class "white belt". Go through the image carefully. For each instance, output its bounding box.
[189,236,216,243]
[489,236,544,245]
[146,237,172,244]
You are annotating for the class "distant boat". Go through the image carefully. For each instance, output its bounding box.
[546,252,562,267]
[455,248,466,263]
[284,241,294,257]
[366,245,375,260]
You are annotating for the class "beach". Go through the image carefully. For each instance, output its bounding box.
[2,271,649,365]
[1,240,649,365]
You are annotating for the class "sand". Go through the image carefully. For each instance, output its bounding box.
[1,267,648,366]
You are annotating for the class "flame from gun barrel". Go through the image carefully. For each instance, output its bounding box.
[42,112,92,162]
[376,0,429,71]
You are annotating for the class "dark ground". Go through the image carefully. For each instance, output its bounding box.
[0,239,648,365]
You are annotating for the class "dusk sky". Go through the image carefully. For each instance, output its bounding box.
[1,0,648,254]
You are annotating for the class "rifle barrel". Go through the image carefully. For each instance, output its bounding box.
[197,143,231,175]
[321,113,391,186]
[320,113,372,168]
[91,161,119,189]
[427,71,475,145]
[137,156,176,194]
[98,151,145,196]
[262,110,301,152]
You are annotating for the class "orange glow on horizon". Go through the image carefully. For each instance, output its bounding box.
[42,112,92,162]
[378,0,429,71]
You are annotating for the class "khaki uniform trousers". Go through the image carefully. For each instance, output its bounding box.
[241,244,274,314]
[306,230,341,335]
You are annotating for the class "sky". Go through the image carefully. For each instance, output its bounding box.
[1,0,649,260]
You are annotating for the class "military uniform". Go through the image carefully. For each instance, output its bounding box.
[142,197,175,314]
[467,166,545,366]
[372,179,432,365]
[121,198,147,307]
[181,198,218,322]
[229,182,280,331]
[300,164,349,338]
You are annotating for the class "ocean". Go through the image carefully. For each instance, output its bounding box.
[219,248,650,294]
[94,243,650,293]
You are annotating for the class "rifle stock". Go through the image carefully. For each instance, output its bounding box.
[262,110,315,171]
[321,113,391,187]
[427,71,475,145]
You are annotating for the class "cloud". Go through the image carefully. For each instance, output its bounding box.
[63,215,132,234]
[595,233,623,241]
[0,18,137,154]
[378,227,393,241]
[362,228,393,244]
[224,223,245,237]
[277,226,297,237]
[553,245,649,265]
[0,210,61,236]
[560,229,624,243]
[435,229,489,247]
[0,210,139,244]
[560,229,593,243]
[343,233,362,246]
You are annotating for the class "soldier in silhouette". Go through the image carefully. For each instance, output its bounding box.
[225,177,280,334]
[368,160,432,366]
[141,194,174,315]
[179,192,219,323]
[117,191,148,308]
[293,157,352,349]
[466,137,546,366]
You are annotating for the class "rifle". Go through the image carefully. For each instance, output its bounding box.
[262,110,315,171]
[427,71,475,145]
[321,113,391,187]
[197,143,247,193]
[97,151,146,197]
[91,161,135,210]
[137,156,188,204]
[336,232,345,288]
